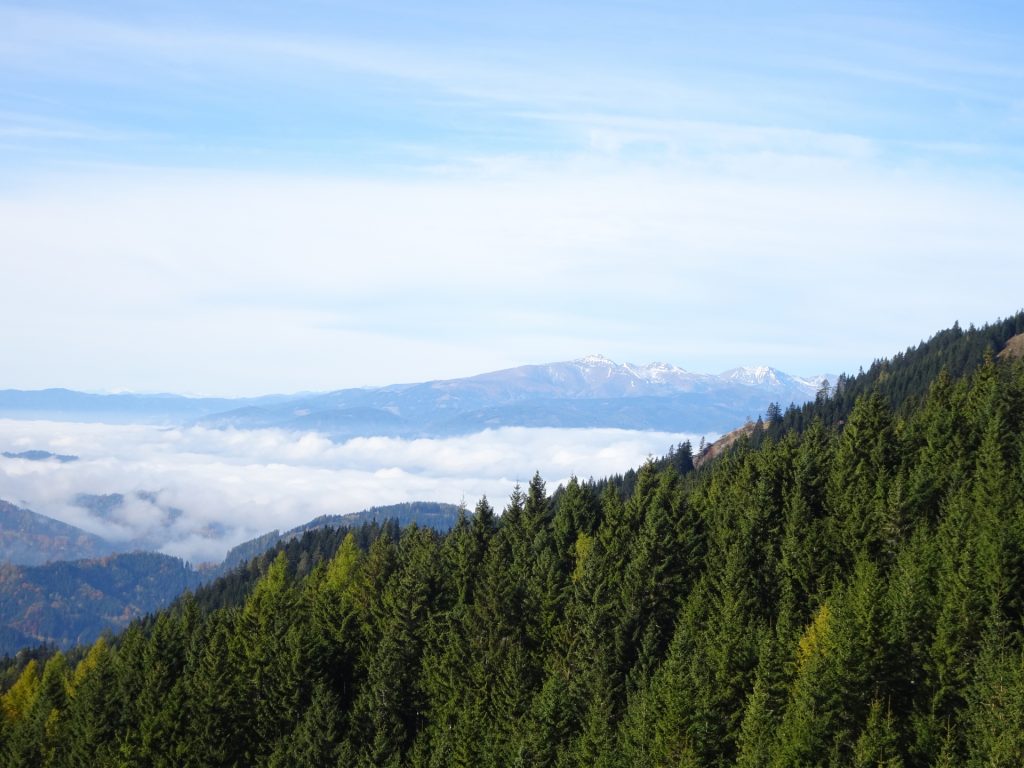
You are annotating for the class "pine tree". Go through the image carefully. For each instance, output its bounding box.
[232,551,307,762]
[1,660,40,725]
[351,526,440,766]
[960,631,1024,767]
[552,476,592,559]
[63,637,122,766]
[928,489,988,737]
[265,683,341,768]
[852,700,904,768]
[183,613,247,768]
[773,559,891,768]
[827,390,898,565]
[735,630,789,768]
[312,532,365,707]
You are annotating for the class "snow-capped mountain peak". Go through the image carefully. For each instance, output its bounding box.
[575,354,616,366]
[635,361,690,382]
[720,365,785,387]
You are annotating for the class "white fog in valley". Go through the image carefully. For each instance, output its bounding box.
[0,420,708,564]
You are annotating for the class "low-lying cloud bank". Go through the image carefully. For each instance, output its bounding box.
[0,419,707,563]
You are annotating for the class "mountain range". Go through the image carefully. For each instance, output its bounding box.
[0,356,829,437]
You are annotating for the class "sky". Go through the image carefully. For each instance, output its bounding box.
[2,1,1023,396]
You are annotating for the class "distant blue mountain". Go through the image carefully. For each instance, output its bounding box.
[0,387,294,424]
[196,357,829,437]
[0,357,831,437]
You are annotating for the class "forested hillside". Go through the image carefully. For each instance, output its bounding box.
[2,317,1024,766]
[0,500,115,566]
[0,553,204,654]
[763,313,1024,436]
[220,502,461,571]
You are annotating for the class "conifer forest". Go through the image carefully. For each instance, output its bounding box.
[4,314,1024,767]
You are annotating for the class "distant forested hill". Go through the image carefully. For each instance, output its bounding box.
[0,552,203,653]
[220,501,462,571]
[0,501,115,566]
[0,503,460,656]
[3,314,1024,766]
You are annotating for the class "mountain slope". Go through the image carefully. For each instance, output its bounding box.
[0,551,203,653]
[0,500,116,566]
[758,311,1024,441]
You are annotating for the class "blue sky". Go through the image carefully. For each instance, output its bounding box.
[2,1,1023,395]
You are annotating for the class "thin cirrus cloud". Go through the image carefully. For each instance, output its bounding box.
[2,3,1020,164]
[0,419,704,563]
[1,2,1022,396]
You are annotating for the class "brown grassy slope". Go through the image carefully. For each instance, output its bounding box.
[999,332,1024,361]
[693,421,757,469]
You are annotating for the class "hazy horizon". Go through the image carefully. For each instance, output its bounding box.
[2,353,839,399]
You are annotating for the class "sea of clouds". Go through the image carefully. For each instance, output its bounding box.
[0,419,707,564]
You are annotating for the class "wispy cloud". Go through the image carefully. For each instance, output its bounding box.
[2,155,1021,394]
[0,9,440,88]
[0,420,702,563]
[518,112,879,163]
[3,3,1019,170]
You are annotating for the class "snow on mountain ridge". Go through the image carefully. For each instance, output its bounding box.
[573,355,691,383]
[575,354,617,366]
[720,365,786,387]
[570,357,820,395]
